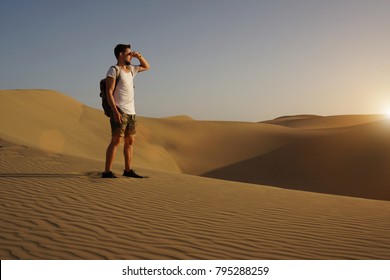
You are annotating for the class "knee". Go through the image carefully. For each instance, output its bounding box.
[124,136,135,146]
[110,137,121,146]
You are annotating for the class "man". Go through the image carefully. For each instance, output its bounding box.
[102,44,150,178]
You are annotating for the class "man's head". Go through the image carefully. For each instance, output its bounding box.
[114,44,132,65]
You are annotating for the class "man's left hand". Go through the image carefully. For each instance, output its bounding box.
[131,51,142,59]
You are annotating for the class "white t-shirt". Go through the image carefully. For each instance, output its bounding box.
[106,65,139,115]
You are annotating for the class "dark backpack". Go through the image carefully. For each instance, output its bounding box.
[99,66,120,117]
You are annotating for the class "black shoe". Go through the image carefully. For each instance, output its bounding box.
[102,171,118,178]
[123,169,145,178]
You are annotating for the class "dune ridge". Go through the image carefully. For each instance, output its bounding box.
[1,89,390,259]
[262,114,387,129]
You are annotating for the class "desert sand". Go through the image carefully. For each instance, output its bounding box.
[1,89,390,259]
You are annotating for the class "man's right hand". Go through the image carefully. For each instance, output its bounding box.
[113,110,123,124]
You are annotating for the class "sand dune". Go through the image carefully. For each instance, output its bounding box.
[0,90,180,173]
[1,89,390,259]
[205,118,390,200]
[263,114,387,129]
[1,139,390,259]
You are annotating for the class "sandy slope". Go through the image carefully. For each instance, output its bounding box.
[1,89,390,259]
[1,139,390,259]
[0,90,180,173]
[205,118,390,200]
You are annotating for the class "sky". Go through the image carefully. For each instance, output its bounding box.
[1,0,390,122]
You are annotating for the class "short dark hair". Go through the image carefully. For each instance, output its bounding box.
[114,44,131,59]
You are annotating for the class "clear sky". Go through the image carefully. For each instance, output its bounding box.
[1,0,390,121]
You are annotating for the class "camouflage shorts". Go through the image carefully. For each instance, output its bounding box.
[110,110,137,138]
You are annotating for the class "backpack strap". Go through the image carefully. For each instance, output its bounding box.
[111,65,120,80]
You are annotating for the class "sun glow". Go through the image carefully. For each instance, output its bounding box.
[382,106,390,118]
[377,92,390,118]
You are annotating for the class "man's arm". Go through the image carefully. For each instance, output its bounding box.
[106,76,122,124]
[132,52,150,72]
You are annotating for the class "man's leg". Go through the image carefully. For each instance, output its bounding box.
[105,135,121,173]
[123,135,145,178]
[123,135,135,172]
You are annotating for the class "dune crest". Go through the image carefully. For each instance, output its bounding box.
[263,114,387,129]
